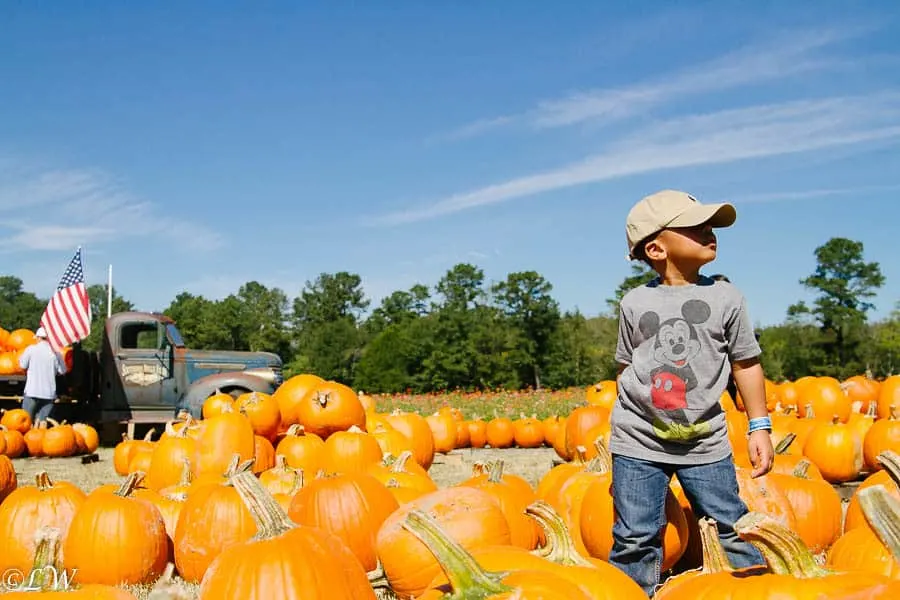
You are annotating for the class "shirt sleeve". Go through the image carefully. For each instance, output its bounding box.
[725,294,761,361]
[615,304,636,365]
[18,346,31,370]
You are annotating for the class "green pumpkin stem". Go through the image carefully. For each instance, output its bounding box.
[697,518,733,573]
[526,500,594,567]
[29,526,63,590]
[401,509,511,596]
[858,485,900,561]
[774,432,796,454]
[230,471,296,540]
[875,450,900,488]
[733,512,829,577]
[591,438,612,473]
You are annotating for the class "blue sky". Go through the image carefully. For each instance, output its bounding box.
[1,1,899,328]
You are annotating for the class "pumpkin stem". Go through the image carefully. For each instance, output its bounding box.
[774,432,796,454]
[147,563,193,600]
[858,485,900,561]
[876,450,900,489]
[347,424,365,433]
[792,459,814,479]
[696,518,733,573]
[526,500,594,567]
[486,459,505,483]
[273,454,288,470]
[733,512,828,577]
[389,450,414,473]
[803,403,814,419]
[34,471,55,492]
[571,446,587,465]
[143,428,156,442]
[865,401,878,418]
[29,526,63,590]
[230,470,296,540]
[285,423,306,436]
[591,438,612,472]
[316,391,329,407]
[115,471,146,497]
[401,509,511,595]
[830,414,840,425]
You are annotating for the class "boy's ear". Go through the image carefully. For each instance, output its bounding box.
[643,237,665,261]
[638,311,660,338]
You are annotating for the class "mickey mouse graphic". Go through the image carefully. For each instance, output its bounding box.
[638,299,712,412]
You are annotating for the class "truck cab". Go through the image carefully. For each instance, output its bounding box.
[98,312,283,424]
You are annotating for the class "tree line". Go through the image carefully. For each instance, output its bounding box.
[1,237,896,391]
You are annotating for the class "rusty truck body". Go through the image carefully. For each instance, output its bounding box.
[0,312,282,436]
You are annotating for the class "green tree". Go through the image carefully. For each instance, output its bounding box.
[792,238,884,377]
[0,276,46,330]
[289,272,369,383]
[492,271,560,389]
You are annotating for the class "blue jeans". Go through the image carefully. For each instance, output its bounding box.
[608,454,765,596]
[22,396,55,423]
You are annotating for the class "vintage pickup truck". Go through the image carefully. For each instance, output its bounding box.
[0,311,283,437]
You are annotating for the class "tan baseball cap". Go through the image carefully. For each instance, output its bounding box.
[626,190,736,258]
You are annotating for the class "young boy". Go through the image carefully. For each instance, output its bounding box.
[609,190,774,596]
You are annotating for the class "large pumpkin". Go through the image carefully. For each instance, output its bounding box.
[288,471,398,571]
[376,486,512,598]
[197,471,377,599]
[62,473,169,585]
[0,472,86,571]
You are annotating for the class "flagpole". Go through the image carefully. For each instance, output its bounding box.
[107,264,113,318]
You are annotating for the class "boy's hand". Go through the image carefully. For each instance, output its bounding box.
[747,430,774,478]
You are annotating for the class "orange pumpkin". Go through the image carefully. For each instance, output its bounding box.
[0,407,32,434]
[193,404,255,479]
[271,372,325,426]
[803,415,863,483]
[0,455,16,503]
[197,471,377,599]
[376,486,512,598]
[0,472,85,572]
[385,410,436,469]
[296,380,366,439]
[274,424,325,472]
[63,473,169,585]
[864,405,900,473]
[173,458,258,583]
[484,417,515,448]
[234,391,281,442]
[288,471,399,571]
[425,411,457,453]
[320,425,383,474]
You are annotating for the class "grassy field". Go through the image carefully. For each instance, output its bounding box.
[371,386,591,419]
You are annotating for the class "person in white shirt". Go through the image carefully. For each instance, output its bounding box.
[18,327,66,423]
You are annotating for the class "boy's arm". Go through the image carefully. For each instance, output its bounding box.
[732,357,774,478]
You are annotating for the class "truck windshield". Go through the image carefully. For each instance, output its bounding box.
[166,324,186,347]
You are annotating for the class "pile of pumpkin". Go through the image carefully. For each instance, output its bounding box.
[0,325,74,375]
[0,408,100,458]
[0,372,898,597]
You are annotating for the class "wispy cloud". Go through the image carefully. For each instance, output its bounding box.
[0,166,223,253]
[729,184,900,204]
[373,92,900,226]
[438,27,866,140]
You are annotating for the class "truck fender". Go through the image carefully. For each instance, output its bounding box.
[177,372,276,418]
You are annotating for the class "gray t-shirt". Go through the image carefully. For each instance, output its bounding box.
[611,275,761,465]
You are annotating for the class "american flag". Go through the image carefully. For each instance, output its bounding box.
[40,247,92,351]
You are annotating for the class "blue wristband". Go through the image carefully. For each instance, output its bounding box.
[747,416,772,433]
